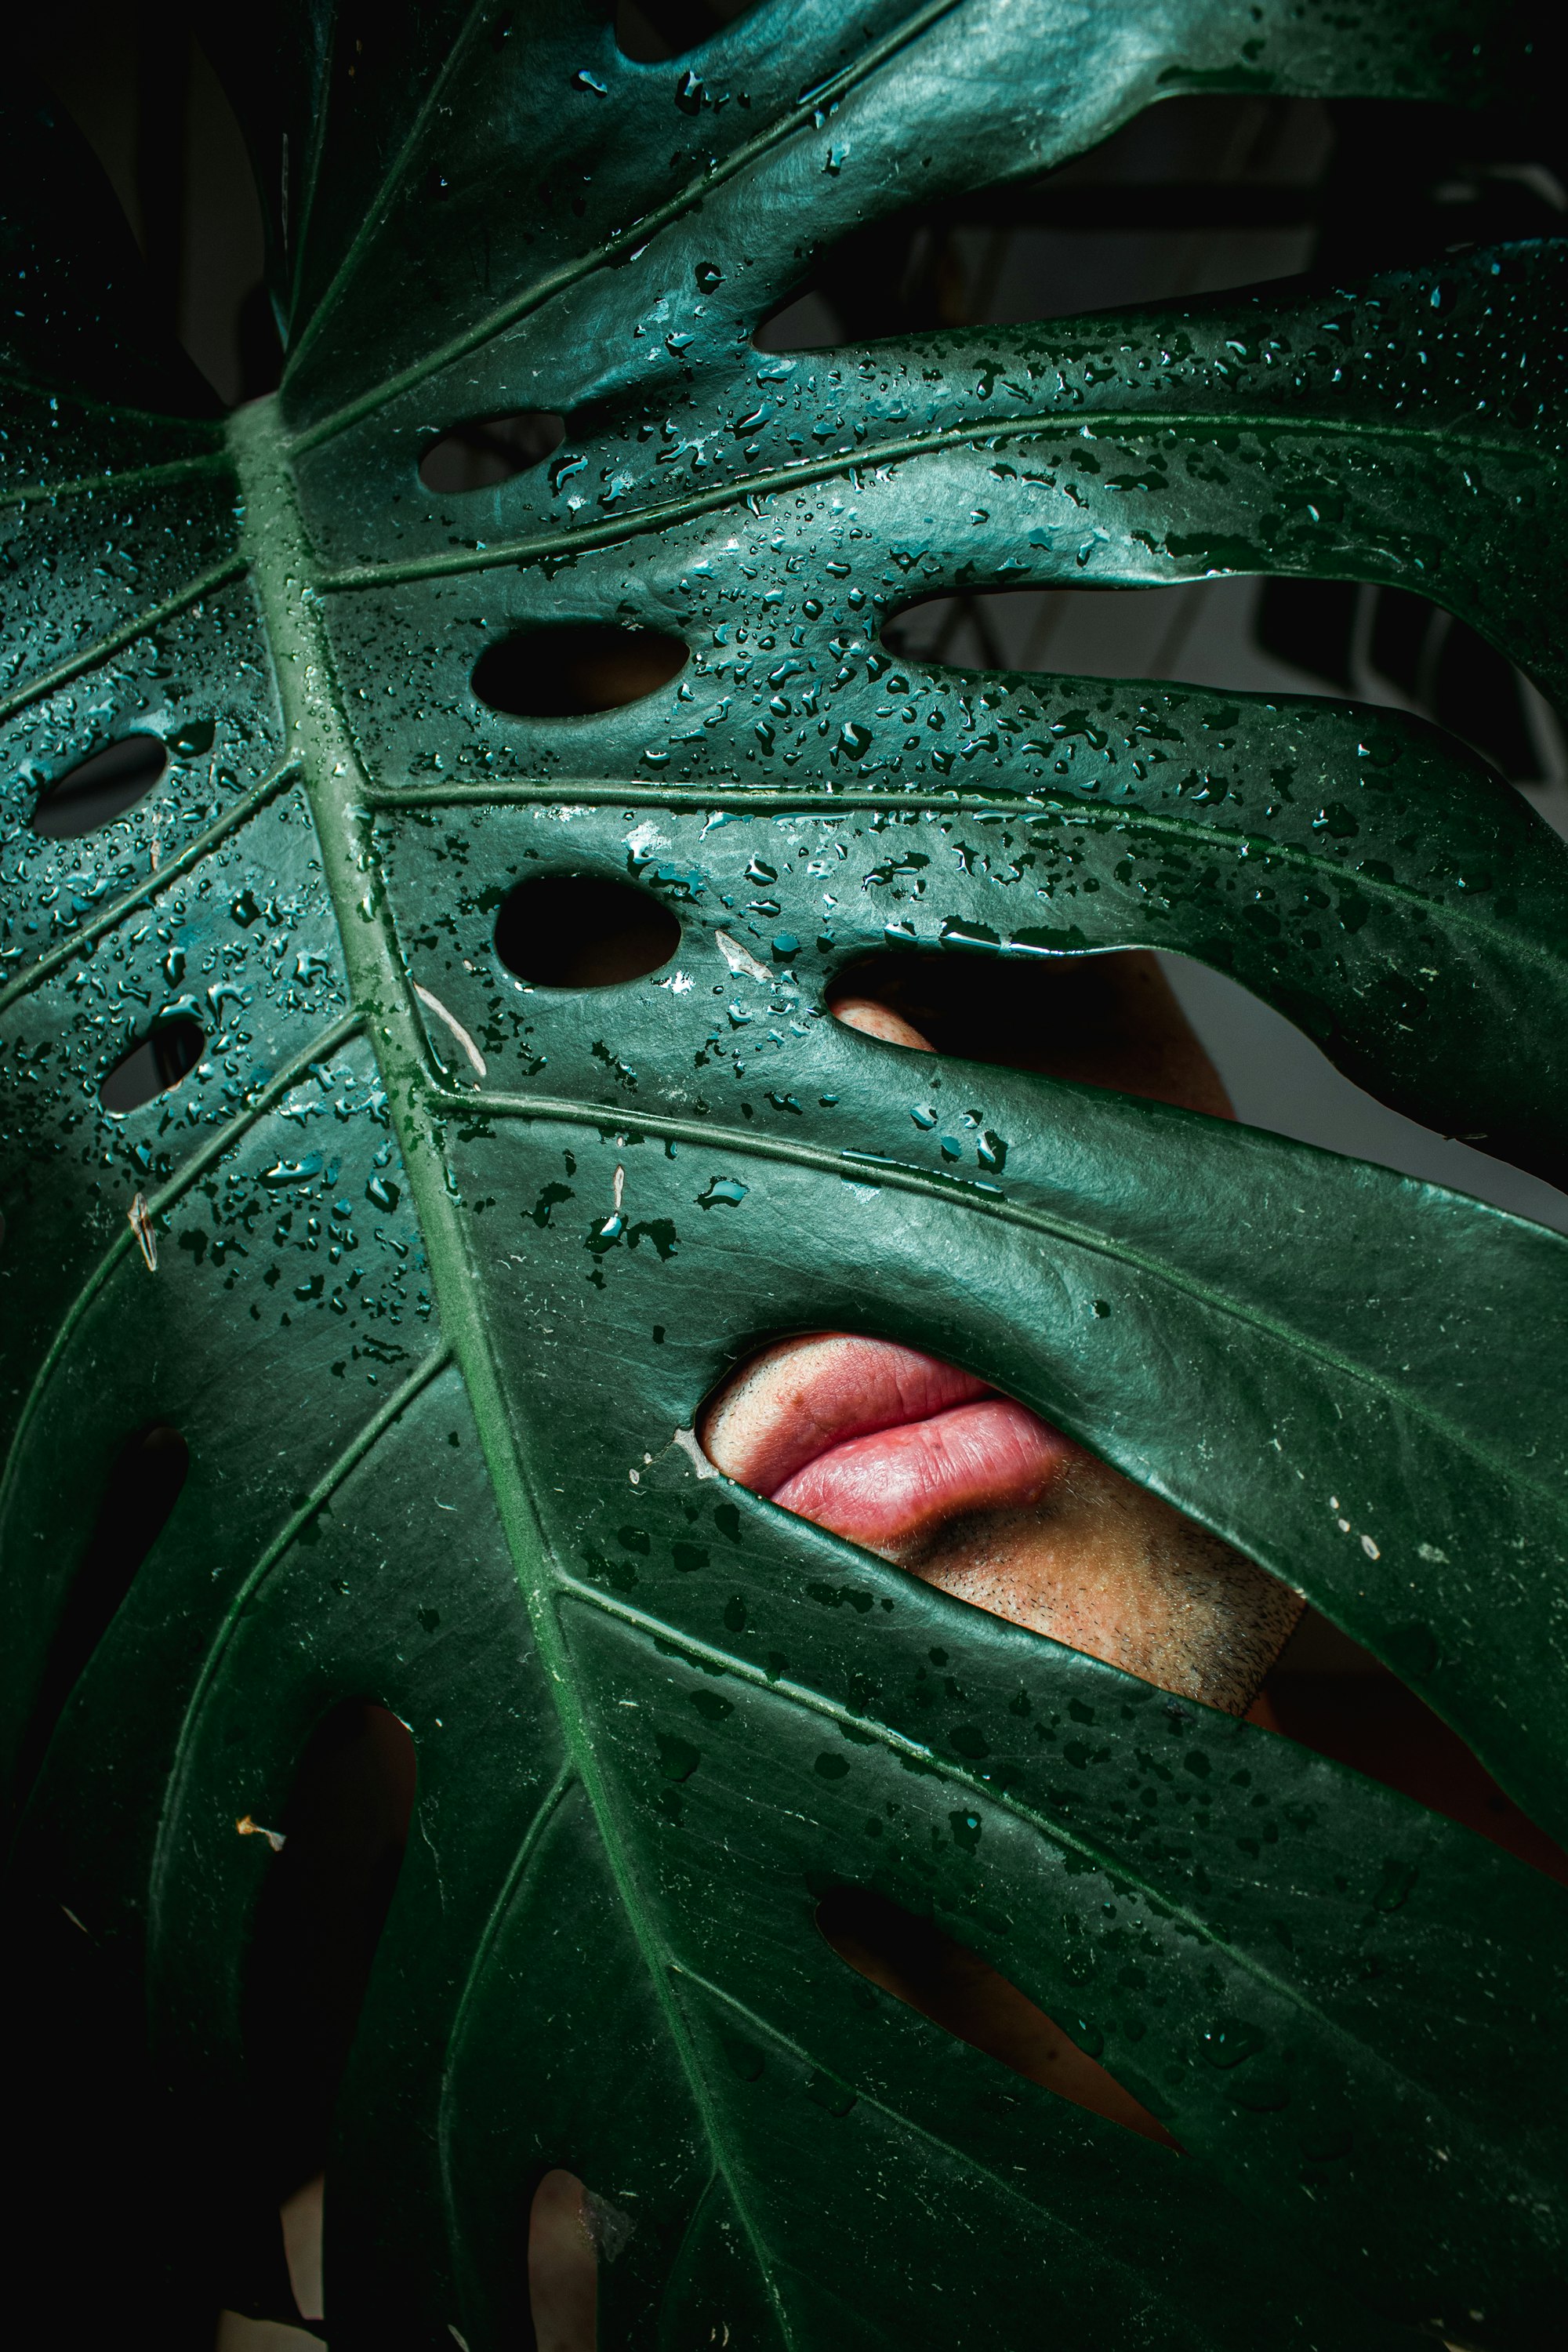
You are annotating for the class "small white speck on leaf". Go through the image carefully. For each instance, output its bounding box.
[414,981,488,1076]
[715,928,771,983]
[128,1193,158,1272]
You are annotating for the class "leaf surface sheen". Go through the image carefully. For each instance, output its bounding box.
[2,5,1566,2347]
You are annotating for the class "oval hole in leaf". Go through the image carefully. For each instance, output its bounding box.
[30,734,169,839]
[471,624,688,719]
[418,411,566,492]
[16,1423,188,1800]
[615,0,764,65]
[99,1015,205,1113]
[818,1885,1179,2147]
[494,873,681,987]
[242,1700,417,2201]
[528,2170,597,2352]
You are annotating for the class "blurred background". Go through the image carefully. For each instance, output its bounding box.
[20,0,1568,1234]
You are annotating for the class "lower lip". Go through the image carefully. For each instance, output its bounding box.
[770,1393,1076,1552]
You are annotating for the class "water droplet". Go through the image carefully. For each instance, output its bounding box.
[655,1734,701,1783]
[805,2069,856,2115]
[1373,1857,1418,1912]
[1202,2020,1265,2069]
[722,2034,764,2081]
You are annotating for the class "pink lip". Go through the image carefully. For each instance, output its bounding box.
[698,1333,1076,1552]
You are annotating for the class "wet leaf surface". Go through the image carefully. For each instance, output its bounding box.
[2,7,1565,2347]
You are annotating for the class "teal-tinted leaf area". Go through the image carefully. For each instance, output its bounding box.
[2,6,1565,2347]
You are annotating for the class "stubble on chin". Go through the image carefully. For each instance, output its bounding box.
[880,1454,1303,1717]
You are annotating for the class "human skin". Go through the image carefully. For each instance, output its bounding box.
[699,964,1304,1717]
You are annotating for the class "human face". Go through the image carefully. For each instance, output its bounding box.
[699,957,1303,1716]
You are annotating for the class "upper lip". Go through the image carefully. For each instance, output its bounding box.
[698,1332,1076,1553]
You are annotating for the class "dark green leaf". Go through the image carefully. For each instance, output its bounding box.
[3,7,1564,2347]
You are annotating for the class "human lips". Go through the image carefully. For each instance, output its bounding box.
[698,1332,1076,1554]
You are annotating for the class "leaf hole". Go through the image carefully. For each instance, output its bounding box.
[214,2314,323,2350]
[880,578,1563,810]
[242,1701,417,2205]
[279,2172,325,2323]
[528,2170,597,2352]
[818,1885,1179,2147]
[1261,1610,1568,1884]
[754,94,1329,352]
[1155,951,1568,1229]
[614,0,763,65]
[30,734,169,839]
[99,1014,205,1113]
[494,873,681,988]
[16,1423,188,1800]
[418,411,567,492]
[1256,575,1559,795]
[829,946,1232,1120]
[831,939,1568,1225]
[471,624,688,719]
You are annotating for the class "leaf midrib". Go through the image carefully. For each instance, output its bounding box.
[226,391,798,2337]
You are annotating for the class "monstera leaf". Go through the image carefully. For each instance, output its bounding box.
[4,3,1566,2346]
